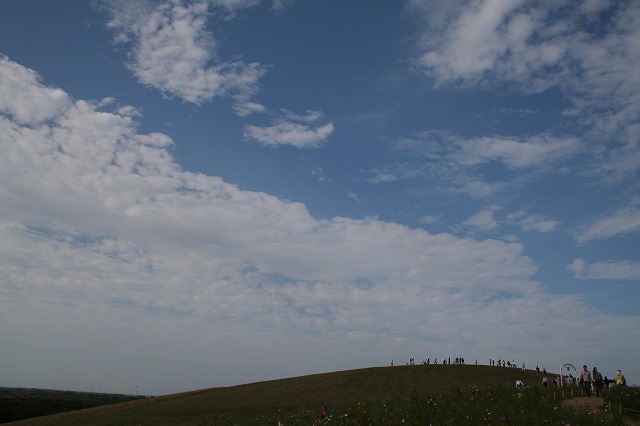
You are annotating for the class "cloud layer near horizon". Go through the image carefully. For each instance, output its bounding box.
[1,54,639,392]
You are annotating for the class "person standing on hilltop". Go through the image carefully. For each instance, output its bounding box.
[580,365,592,397]
[592,367,604,397]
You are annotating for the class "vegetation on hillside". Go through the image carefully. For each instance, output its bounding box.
[0,388,144,424]
[4,365,638,425]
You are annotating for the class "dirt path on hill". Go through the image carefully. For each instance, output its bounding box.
[561,396,604,411]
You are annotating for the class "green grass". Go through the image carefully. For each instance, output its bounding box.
[5,365,636,425]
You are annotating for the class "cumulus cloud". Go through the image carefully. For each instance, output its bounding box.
[2,56,639,393]
[568,258,640,280]
[104,0,266,112]
[0,55,71,125]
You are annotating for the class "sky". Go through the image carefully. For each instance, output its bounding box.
[1,0,639,395]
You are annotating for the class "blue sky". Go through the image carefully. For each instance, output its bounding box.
[1,0,639,395]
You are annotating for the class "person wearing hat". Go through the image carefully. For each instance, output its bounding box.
[615,370,626,386]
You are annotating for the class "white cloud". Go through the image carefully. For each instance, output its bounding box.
[365,170,400,184]
[411,0,574,91]
[244,110,334,148]
[417,0,525,83]
[364,162,431,184]
[0,56,71,125]
[508,211,559,233]
[419,214,440,225]
[519,214,558,233]
[575,201,640,244]
[310,165,332,183]
[409,0,640,179]
[2,56,640,394]
[568,258,640,280]
[117,104,143,118]
[398,132,582,171]
[280,109,324,123]
[272,0,295,13]
[104,0,266,111]
[462,206,500,232]
[210,0,261,14]
[451,135,582,169]
[347,191,361,203]
[384,132,577,199]
[233,100,267,117]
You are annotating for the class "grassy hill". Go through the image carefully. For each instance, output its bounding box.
[0,388,145,424]
[5,365,630,425]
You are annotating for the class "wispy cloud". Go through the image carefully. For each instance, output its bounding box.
[271,0,295,13]
[396,132,581,171]
[575,200,640,245]
[507,211,559,233]
[347,191,361,203]
[408,0,640,180]
[418,214,440,225]
[450,135,581,169]
[568,258,640,280]
[369,132,578,200]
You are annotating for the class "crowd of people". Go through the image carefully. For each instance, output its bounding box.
[390,357,628,396]
[393,356,469,366]
[506,362,627,395]
[578,365,627,397]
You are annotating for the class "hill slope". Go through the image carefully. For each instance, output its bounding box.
[8,365,547,425]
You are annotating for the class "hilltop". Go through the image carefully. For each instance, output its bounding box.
[5,364,561,425]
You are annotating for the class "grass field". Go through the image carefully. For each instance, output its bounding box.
[4,365,637,425]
